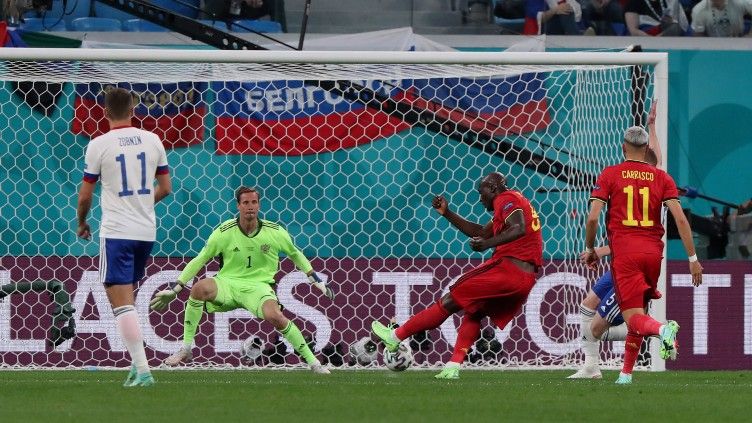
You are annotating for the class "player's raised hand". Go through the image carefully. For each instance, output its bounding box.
[648,101,657,126]
[77,221,91,240]
[432,195,448,215]
[689,260,703,287]
[308,272,334,300]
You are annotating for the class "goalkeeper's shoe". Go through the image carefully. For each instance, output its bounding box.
[567,366,602,379]
[659,320,680,360]
[124,372,155,388]
[123,364,137,387]
[371,321,399,353]
[615,372,633,385]
[310,362,331,375]
[164,346,193,366]
[434,363,460,380]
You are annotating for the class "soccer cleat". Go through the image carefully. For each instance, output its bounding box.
[371,321,399,352]
[164,346,193,366]
[615,372,632,385]
[567,366,602,379]
[668,339,679,360]
[123,364,137,387]
[310,362,331,375]
[659,320,680,360]
[124,373,155,387]
[434,364,460,380]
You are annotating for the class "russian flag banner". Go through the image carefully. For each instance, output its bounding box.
[213,80,411,156]
[72,82,207,149]
[212,73,549,156]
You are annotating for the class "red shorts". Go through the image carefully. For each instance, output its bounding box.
[449,258,537,330]
[611,253,662,310]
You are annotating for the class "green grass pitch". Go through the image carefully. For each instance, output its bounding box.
[1,370,750,422]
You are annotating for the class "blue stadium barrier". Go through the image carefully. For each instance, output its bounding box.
[199,19,231,30]
[231,19,283,33]
[94,3,138,21]
[123,18,170,32]
[70,17,124,32]
[151,0,201,19]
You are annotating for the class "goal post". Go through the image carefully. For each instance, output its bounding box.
[0,49,668,370]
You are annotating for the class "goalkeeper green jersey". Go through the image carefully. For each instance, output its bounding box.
[177,218,313,285]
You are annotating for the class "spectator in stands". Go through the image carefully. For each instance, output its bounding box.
[581,0,625,35]
[202,0,287,31]
[691,0,752,36]
[624,0,689,36]
[537,0,593,34]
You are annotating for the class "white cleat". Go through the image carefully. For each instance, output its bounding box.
[164,347,193,366]
[567,366,602,379]
[310,363,331,374]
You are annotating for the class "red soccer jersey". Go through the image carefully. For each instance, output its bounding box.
[590,159,680,256]
[491,190,543,266]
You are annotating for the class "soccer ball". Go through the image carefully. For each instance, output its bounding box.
[383,343,413,372]
[240,336,263,361]
[349,337,378,366]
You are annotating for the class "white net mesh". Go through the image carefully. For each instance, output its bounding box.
[0,51,661,369]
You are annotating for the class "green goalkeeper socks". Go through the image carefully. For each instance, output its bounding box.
[280,321,317,365]
[183,297,204,348]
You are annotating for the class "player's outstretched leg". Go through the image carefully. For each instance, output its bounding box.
[371,321,400,352]
[659,320,680,360]
[114,304,153,385]
[165,297,203,366]
[279,320,330,374]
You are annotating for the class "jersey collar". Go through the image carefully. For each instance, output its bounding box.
[236,217,262,237]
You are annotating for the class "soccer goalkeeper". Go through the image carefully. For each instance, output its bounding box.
[151,186,334,373]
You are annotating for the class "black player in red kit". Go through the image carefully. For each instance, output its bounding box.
[372,172,542,379]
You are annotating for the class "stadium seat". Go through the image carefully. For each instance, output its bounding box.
[123,18,171,32]
[231,19,283,33]
[19,17,67,32]
[491,0,524,34]
[70,17,123,32]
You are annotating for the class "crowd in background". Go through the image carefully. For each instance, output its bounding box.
[494,0,752,36]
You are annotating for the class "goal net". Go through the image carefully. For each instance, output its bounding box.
[0,49,667,370]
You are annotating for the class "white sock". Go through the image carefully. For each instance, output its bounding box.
[182,340,192,350]
[114,305,149,375]
[601,323,627,341]
[389,330,401,343]
[579,305,599,368]
[445,361,461,369]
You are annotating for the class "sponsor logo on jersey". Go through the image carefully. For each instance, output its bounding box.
[261,244,271,254]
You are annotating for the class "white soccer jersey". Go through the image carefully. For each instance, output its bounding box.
[83,126,169,241]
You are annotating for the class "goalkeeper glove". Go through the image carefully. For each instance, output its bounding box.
[308,272,334,300]
[150,281,185,311]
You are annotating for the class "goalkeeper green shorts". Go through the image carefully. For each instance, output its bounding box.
[206,276,278,318]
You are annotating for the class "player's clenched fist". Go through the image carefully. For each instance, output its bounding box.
[432,195,448,215]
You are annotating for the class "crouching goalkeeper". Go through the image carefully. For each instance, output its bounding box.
[150,186,334,373]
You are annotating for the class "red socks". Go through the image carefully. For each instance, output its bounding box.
[622,332,643,374]
[628,314,662,337]
[395,301,450,340]
[450,315,481,364]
